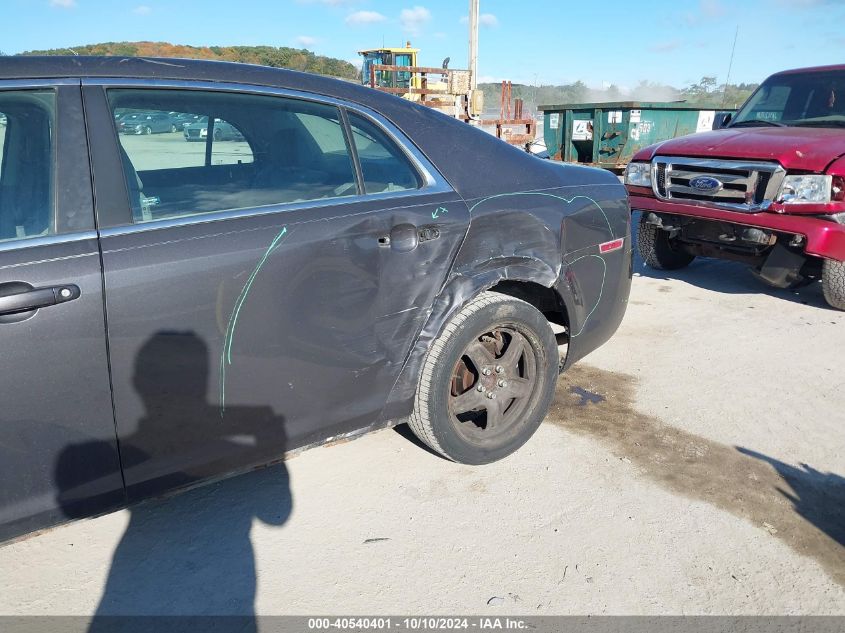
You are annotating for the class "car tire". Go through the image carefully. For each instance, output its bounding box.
[214,129,223,141]
[637,216,695,270]
[171,124,178,133]
[407,291,559,465]
[144,126,152,135]
[822,258,845,310]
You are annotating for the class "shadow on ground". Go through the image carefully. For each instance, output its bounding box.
[549,364,845,586]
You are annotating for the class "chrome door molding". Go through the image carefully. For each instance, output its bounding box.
[0,78,80,89]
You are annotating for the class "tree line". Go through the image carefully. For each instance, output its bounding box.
[479,76,759,113]
[17,42,358,80]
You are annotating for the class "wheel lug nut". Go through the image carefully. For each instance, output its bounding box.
[486,392,496,399]
[477,384,486,392]
[498,379,508,388]
[495,365,504,373]
[482,367,493,376]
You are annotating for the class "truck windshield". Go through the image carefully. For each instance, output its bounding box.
[731,70,845,128]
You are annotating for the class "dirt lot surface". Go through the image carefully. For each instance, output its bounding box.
[1,249,843,616]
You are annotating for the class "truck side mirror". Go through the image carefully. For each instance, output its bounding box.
[713,112,733,129]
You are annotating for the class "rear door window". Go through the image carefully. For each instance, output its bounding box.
[347,112,421,194]
[0,91,55,243]
[109,89,358,222]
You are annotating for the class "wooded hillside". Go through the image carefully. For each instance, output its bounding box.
[19,42,358,80]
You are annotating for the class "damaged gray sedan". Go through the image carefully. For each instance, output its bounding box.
[0,57,631,541]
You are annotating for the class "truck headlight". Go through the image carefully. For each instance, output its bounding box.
[778,175,832,204]
[624,162,652,187]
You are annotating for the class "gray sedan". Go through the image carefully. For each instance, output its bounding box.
[0,56,631,542]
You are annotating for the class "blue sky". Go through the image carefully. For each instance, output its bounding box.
[5,0,844,89]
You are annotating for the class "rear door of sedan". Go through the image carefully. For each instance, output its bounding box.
[83,80,469,500]
[0,80,124,541]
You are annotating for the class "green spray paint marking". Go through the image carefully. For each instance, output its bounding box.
[219,226,288,417]
[565,253,607,337]
[432,206,449,219]
[467,191,615,337]
[467,192,613,235]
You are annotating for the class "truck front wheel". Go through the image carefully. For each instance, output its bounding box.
[822,259,845,310]
[637,216,695,270]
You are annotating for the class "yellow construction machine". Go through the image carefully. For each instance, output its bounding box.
[358,42,484,121]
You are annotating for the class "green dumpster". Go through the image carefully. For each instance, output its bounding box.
[538,101,731,173]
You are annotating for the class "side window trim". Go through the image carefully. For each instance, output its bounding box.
[56,84,97,235]
[339,107,365,197]
[83,79,453,231]
[83,84,134,229]
[84,78,448,185]
[344,109,424,194]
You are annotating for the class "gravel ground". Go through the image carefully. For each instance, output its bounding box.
[1,249,843,616]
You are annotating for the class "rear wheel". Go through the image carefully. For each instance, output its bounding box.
[143,126,152,135]
[637,215,695,270]
[822,259,845,310]
[408,291,559,464]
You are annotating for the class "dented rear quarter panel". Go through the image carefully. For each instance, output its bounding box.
[380,155,632,423]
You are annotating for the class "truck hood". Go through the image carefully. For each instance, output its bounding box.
[652,127,845,172]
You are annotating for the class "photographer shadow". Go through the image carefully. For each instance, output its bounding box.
[55,331,292,629]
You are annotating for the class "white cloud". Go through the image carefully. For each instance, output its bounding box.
[345,10,387,26]
[460,13,499,28]
[132,5,152,15]
[49,0,77,8]
[400,6,432,36]
[295,35,318,47]
[480,13,498,27]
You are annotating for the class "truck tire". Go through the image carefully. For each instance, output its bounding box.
[407,291,559,465]
[637,216,695,270]
[822,259,845,310]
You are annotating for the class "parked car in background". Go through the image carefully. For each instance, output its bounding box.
[117,111,173,135]
[169,112,201,131]
[183,116,245,141]
[0,56,630,542]
[625,64,845,310]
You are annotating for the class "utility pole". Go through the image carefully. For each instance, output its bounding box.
[721,26,739,109]
[469,0,479,91]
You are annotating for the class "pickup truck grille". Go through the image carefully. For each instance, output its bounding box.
[652,157,786,212]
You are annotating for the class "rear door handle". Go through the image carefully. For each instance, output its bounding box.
[0,284,80,316]
[377,224,442,252]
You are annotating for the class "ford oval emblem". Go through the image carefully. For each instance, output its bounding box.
[689,176,723,192]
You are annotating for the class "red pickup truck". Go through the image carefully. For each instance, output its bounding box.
[625,65,845,310]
